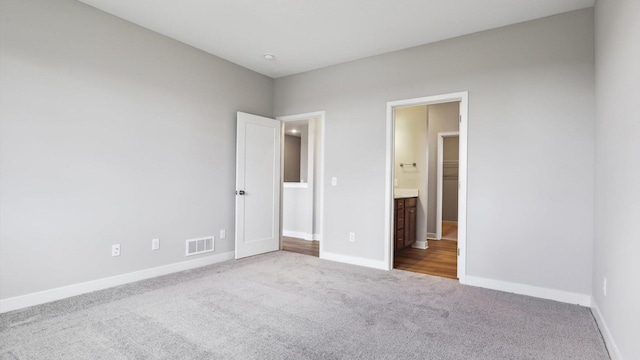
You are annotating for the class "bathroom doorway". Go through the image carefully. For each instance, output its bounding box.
[385,92,468,282]
[392,103,459,279]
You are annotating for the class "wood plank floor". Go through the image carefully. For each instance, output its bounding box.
[442,221,458,241]
[394,239,458,279]
[282,236,319,257]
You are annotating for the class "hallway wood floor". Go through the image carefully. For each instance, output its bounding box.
[394,239,458,279]
[442,221,458,241]
[283,235,456,280]
[282,236,319,257]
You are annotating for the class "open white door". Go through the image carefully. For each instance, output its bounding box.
[235,112,281,259]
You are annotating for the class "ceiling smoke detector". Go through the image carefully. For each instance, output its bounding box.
[263,53,276,60]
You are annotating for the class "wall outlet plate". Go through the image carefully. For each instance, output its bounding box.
[220,229,226,239]
[112,244,121,257]
[349,232,355,242]
[152,238,160,250]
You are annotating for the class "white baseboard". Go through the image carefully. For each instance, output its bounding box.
[427,232,439,240]
[412,240,428,249]
[0,251,235,314]
[312,233,322,241]
[320,251,388,270]
[283,230,313,240]
[464,275,591,306]
[591,299,624,360]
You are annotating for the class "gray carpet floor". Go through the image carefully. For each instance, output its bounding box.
[0,251,609,359]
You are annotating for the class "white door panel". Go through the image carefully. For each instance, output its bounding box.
[235,112,281,259]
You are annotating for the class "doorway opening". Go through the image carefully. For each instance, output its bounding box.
[385,92,468,282]
[277,112,325,258]
[392,104,459,279]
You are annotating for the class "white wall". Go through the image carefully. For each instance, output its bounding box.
[282,187,313,239]
[0,0,273,300]
[593,0,640,359]
[394,106,428,243]
[275,9,595,295]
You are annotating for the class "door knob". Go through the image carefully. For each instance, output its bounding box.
[237,190,246,195]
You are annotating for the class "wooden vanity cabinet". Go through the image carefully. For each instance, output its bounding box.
[394,197,417,250]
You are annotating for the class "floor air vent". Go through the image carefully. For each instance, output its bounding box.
[185,236,214,256]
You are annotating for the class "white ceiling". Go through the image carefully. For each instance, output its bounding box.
[77,0,594,78]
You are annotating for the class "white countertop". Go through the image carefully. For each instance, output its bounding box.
[394,194,418,199]
[394,188,418,199]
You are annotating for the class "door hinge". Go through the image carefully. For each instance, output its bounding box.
[457,248,460,256]
[459,115,462,123]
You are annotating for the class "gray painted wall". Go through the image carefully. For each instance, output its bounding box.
[593,0,640,358]
[275,9,595,294]
[283,135,301,182]
[0,0,273,299]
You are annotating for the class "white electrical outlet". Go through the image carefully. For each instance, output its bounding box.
[220,229,226,239]
[349,232,355,242]
[331,177,338,186]
[603,277,607,296]
[394,179,398,187]
[152,238,160,250]
[112,244,121,257]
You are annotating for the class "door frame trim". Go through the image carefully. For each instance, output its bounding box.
[276,111,326,257]
[436,131,460,241]
[385,92,468,283]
